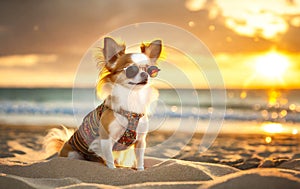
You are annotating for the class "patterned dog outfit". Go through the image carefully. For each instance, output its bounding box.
[67,103,144,162]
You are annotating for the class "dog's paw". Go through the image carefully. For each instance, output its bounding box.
[107,164,116,169]
[136,167,144,171]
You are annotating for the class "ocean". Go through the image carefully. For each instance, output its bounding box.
[0,88,299,134]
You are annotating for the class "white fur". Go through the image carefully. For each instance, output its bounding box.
[107,116,127,142]
[134,118,148,170]
[100,139,116,169]
[111,84,153,113]
[88,138,103,156]
[135,148,145,170]
[131,53,149,64]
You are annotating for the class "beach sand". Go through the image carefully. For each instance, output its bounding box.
[1,124,300,188]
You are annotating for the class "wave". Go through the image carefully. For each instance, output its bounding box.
[1,88,300,125]
[1,100,299,123]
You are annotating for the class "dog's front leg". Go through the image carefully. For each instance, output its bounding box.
[101,138,115,169]
[135,135,146,171]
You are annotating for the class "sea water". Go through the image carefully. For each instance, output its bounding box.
[0,88,299,133]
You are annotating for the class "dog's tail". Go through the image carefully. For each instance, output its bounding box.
[43,125,75,158]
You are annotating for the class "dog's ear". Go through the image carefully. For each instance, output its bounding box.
[103,37,125,70]
[141,40,162,64]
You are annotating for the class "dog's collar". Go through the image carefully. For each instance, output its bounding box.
[117,108,145,119]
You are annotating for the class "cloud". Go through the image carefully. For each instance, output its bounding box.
[0,69,74,88]
[0,54,77,87]
[224,11,288,40]
[0,54,57,67]
[185,0,206,11]
[185,0,300,40]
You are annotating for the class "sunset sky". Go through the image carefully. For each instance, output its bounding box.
[0,0,300,89]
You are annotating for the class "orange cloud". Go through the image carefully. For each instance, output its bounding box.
[185,0,300,40]
[185,0,206,11]
[0,54,57,67]
[0,54,73,87]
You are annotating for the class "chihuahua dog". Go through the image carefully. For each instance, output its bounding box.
[44,37,162,170]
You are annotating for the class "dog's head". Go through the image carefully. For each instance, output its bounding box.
[100,37,162,89]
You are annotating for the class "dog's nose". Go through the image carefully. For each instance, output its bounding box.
[140,72,148,80]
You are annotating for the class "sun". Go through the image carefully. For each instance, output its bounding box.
[255,52,289,79]
[262,123,284,133]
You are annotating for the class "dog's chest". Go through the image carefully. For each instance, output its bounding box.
[111,85,151,114]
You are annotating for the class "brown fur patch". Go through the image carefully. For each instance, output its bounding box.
[59,142,74,157]
[98,54,133,88]
[113,54,134,71]
[99,109,115,139]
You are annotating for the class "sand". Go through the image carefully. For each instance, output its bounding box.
[1,124,300,189]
